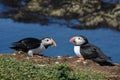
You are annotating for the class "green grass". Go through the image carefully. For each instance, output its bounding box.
[0,58,108,80]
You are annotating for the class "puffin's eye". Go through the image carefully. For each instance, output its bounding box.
[46,39,49,42]
[78,38,81,40]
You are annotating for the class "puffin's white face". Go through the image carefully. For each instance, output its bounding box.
[42,38,56,46]
[69,36,86,45]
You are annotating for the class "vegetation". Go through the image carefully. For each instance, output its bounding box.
[0,57,107,80]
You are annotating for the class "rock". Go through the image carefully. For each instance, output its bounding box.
[57,56,62,59]
[1,0,120,30]
[55,61,59,64]
[0,53,120,80]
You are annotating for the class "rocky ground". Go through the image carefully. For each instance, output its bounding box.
[0,0,120,30]
[0,52,120,80]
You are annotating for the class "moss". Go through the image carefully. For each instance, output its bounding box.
[0,57,108,80]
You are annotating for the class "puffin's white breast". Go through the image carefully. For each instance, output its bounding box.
[29,44,46,54]
[74,46,82,57]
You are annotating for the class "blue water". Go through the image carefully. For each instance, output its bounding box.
[0,2,120,63]
[102,0,120,3]
[0,18,120,63]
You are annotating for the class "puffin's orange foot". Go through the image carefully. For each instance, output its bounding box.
[79,57,85,62]
[34,53,42,58]
[76,57,85,62]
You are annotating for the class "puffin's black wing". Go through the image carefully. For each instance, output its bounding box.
[81,44,115,66]
[10,42,28,52]
[92,45,111,62]
[18,38,41,49]
[81,44,111,62]
[10,38,41,51]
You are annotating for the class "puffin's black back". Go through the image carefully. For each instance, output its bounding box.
[80,43,115,66]
[80,43,111,61]
[80,43,98,59]
[10,38,41,52]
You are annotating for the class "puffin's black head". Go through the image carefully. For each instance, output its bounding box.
[69,35,88,46]
[41,37,56,48]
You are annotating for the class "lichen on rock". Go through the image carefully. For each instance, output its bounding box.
[1,0,120,30]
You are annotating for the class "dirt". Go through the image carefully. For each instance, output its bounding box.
[0,52,120,80]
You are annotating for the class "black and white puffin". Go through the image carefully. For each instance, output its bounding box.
[69,35,115,66]
[10,37,56,56]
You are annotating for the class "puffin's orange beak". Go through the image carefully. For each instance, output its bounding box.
[69,37,75,43]
[51,41,57,46]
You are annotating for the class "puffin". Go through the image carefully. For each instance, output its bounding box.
[69,35,115,66]
[10,37,56,56]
